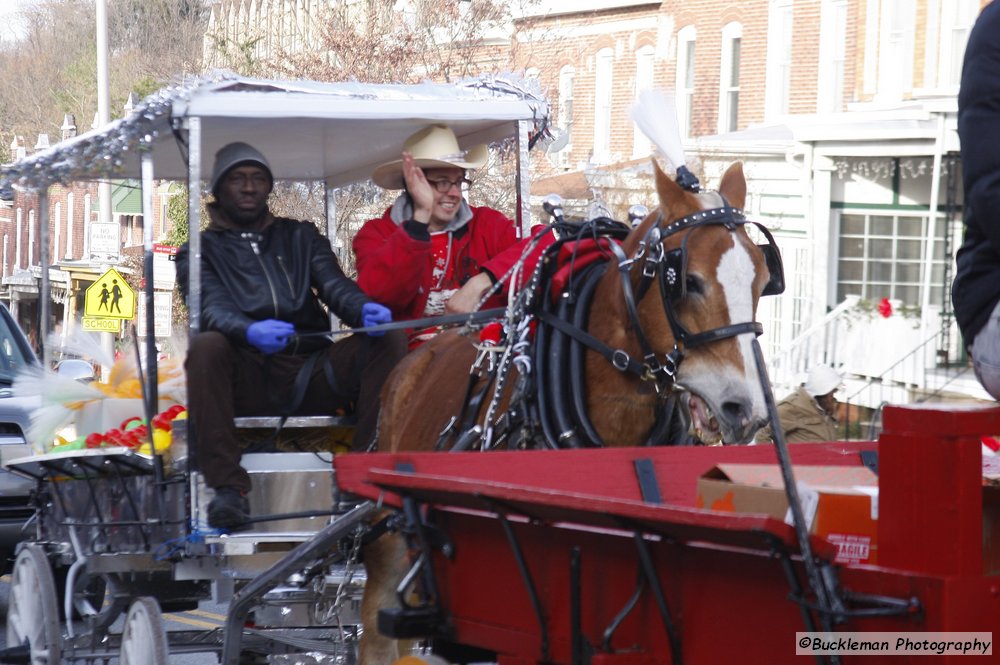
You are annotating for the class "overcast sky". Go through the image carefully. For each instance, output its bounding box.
[0,0,31,43]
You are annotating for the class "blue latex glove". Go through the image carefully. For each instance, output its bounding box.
[246,319,295,354]
[361,302,392,337]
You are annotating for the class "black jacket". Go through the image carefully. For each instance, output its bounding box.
[176,214,370,354]
[953,0,1000,346]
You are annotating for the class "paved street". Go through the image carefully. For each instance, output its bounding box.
[1,574,222,663]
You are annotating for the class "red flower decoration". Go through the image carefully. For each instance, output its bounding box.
[878,297,893,318]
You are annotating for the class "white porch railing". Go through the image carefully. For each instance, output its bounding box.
[765,296,979,439]
[766,295,862,397]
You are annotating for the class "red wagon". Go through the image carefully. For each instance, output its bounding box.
[336,402,1000,664]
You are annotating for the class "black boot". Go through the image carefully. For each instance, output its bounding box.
[207,487,251,531]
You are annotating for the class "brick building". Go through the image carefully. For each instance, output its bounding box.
[200,0,992,404]
[2,114,178,349]
[4,0,989,403]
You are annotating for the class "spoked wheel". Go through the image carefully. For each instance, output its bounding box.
[5,544,62,665]
[120,596,168,665]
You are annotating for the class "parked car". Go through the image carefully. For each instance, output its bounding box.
[0,302,40,574]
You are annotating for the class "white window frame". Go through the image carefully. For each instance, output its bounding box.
[65,192,74,259]
[556,65,575,169]
[835,210,949,308]
[675,26,696,139]
[54,202,61,264]
[938,0,980,90]
[593,47,614,163]
[718,22,742,133]
[817,0,847,113]
[633,45,655,157]
[765,0,793,119]
[28,209,35,267]
[876,0,917,102]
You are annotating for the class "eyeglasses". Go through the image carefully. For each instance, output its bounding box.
[427,177,472,193]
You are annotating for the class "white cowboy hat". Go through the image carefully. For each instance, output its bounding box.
[372,124,488,190]
[804,364,844,397]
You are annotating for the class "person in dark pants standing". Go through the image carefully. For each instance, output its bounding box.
[177,142,406,531]
[953,0,1000,400]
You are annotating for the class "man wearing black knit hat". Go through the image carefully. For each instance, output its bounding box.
[177,142,406,531]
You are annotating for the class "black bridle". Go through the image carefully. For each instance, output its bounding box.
[545,195,783,397]
[436,191,785,451]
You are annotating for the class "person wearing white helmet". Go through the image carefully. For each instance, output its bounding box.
[757,364,843,443]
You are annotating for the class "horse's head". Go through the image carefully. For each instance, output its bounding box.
[621,161,777,444]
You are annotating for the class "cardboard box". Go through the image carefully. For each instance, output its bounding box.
[696,464,879,565]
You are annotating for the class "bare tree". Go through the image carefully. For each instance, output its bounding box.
[0,0,208,155]
[204,0,551,241]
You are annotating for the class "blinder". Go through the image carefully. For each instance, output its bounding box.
[658,219,785,302]
[752,221,785,297]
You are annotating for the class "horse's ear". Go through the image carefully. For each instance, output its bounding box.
[622,160,683,256]
[718,162,747,210]
[653,159,688,218]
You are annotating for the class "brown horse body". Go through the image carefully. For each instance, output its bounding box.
[359,161,773,663]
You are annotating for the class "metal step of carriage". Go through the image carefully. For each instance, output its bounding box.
[189,415,359,555]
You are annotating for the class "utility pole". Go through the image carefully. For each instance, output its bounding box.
[96,0,111,226]
[95,0,115,375]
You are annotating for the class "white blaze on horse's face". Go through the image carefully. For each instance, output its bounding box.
[676,192,768,445]
[715,236,769,432]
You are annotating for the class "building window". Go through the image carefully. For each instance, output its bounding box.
[817,0,847,113]
[28,210,35,267]
[66,193,75,258]
[836,212,947,307]
[675,26,696,138]
[556,65,575,169]
[593,47,613,163]
[939,0,979,88]
[718,23,741,133]
[15,208,22,270]
[160,200,169,240]
[765,0,792,118]
[54,202,62,263]
[876,0,916,102]
[120,214,143,247]
[633,45,655,157]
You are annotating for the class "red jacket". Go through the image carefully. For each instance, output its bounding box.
[354,202,524,321]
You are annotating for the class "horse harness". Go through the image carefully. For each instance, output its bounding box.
[437,191,785,452]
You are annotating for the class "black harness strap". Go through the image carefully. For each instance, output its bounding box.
[568,261,611,446]
[537,310,648,378]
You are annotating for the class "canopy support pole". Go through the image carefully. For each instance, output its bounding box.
[38,189,50,367]
[140,150,158,412]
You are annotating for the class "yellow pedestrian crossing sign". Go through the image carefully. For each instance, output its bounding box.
[84,268,136,319]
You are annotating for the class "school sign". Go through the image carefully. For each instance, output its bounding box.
[82,267,136,332]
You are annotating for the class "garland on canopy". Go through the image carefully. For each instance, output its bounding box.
[0,71,550,194]
[1,72,239,192]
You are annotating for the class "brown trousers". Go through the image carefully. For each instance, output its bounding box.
[185,330,407,492]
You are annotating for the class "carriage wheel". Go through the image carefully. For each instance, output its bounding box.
[120,596,168,665]
[5,544,62,665]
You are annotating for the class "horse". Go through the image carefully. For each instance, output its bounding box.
[357,159,782,663]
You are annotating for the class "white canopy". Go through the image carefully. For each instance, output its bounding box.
[2,73,549,191]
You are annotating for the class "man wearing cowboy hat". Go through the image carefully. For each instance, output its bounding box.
[354,124,525,348]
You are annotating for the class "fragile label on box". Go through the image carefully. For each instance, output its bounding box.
[826,533,873,565]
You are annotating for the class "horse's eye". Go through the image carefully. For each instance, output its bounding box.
[685,275,704,296]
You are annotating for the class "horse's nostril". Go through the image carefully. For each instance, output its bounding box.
[721,400,750,424]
